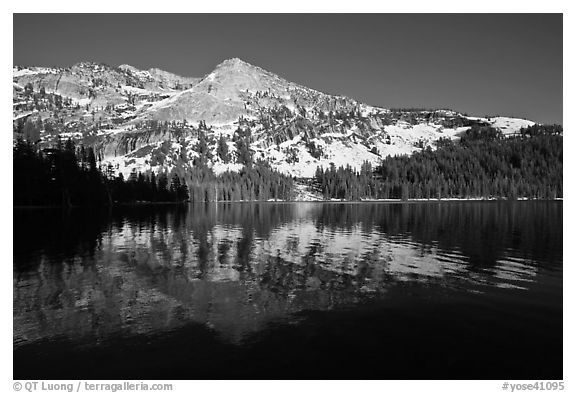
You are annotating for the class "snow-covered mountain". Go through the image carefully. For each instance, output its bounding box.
[13,58,536,178]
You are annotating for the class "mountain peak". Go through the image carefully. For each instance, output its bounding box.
[118,64,141,73]
[198,57,279,92]
[211,57,274,76]
[72,61,112,72]
[216,57,255,68]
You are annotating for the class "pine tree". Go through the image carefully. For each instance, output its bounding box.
[217,134,230,163]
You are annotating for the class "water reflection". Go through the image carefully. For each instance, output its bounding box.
[13,202,562,347]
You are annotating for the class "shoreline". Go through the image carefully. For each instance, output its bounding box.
[13,198,563,209]
[246,198,563,203]
[13,201,189,209]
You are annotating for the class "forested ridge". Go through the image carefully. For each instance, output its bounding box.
[13,138,188,206]
[13,124,562,206]
[13,138,295,206]
[314,124,562,200]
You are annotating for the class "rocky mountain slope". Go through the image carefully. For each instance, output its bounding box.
[13,58,536,179]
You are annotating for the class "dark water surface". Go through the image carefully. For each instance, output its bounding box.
[13,202,562,379]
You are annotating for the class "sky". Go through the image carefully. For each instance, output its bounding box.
[13,14,562,124]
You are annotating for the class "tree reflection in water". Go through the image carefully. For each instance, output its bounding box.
[13,202,562,379]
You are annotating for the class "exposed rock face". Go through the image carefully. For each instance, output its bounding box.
[13,62,198,108]
[98,128,183,158]
[120,64,199,90]
[145,58,361,123]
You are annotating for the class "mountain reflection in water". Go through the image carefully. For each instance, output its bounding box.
[13,202,562,379]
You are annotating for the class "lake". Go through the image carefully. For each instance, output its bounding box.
[13,201,563,379]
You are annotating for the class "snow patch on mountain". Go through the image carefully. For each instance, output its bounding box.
[489,117,535,134]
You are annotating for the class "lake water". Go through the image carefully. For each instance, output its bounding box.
[13,202,563,379]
